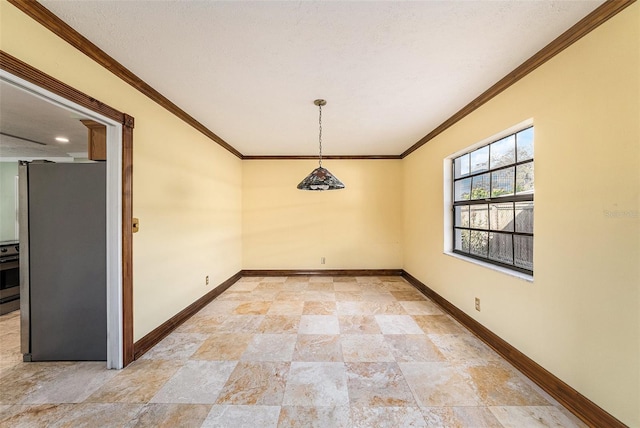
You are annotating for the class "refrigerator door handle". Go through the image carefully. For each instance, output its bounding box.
[18,161,31,359]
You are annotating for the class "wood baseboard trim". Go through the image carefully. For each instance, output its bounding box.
[401,270,626,428]
[241,269,403,277]
[133,272,242,360]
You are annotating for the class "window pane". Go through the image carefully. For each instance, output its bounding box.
[516,127,534,162]
[454,154,470,179]
[470,231,489,257]
[514,235,533,270]
[454,178,471,201]
[516,162,534,194]
[455,206,470,227]
[452,126,533,274]
[455,229,470,253]
[489,232,513,264]
[491,167,514,197]
[490,203,514,232]
[490,135,515,169]
[470,204,489,229]
[515,201,534,233]
[470,146,489,174]
[471,173,490,200]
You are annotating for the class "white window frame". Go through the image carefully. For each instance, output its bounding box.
[443,119,534,282]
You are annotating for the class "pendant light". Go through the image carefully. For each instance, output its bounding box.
[297,99,345,191]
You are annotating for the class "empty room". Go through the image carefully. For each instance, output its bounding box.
[0,0,638,427]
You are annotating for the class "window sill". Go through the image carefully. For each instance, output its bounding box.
[444,251,534,283]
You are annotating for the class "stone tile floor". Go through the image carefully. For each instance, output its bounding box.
[0,276,587,427]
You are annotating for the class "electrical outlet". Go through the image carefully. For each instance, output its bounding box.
[475,297,481,312]
[206,276,210,285]
[321,257,325,264]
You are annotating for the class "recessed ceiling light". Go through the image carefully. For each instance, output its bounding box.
[55,137,69,143]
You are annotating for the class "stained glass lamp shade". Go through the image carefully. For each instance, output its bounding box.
[297,99,345,191]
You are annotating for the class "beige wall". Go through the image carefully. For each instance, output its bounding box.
[4,1,639,424]
[0,162,18,242]
[243,160,402,269]
[1,2,243,341]
[403,5,639,426]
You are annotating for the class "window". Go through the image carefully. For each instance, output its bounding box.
[452,127,534,275]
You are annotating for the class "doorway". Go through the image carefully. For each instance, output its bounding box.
[0,53,134,368]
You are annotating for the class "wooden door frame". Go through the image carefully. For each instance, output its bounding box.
[1,51,135,367]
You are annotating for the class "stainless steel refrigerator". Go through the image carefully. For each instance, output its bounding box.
[19,161,107,361]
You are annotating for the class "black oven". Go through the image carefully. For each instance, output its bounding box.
[0,242,20,315]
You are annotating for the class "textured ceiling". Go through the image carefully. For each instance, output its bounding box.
[0,81,90,160]
[37,0,604,156]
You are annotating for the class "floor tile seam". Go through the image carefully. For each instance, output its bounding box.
[127,402,195,428]
[275,405,439,427]
[396,360,481,408]
[404,359,550,409]
[486,405,563,408]
[344,361,421,409]
[2,278,568,422]
[79,398,154,405]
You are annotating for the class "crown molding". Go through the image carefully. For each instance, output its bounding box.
[6,0,242,159]
[8,0,634,160]
[401,0,636,158]
[242,155,402,160]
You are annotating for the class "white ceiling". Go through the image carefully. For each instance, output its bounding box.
[0,80,90,161]
[38,0,604,156]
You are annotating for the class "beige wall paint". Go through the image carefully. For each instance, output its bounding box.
[243,160,402,269]
[0,162,18,242]
[1,2,243,341]
[403,5,639,426]
[1,159,96,242]
[4,1,638,424]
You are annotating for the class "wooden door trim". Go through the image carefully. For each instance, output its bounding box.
[0,50,135,367]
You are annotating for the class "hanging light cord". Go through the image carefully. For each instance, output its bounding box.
[318,103,323,168]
